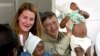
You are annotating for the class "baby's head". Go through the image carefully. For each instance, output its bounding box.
[70,2,79,11]
[24,36,44,56]
[70,2,90,19]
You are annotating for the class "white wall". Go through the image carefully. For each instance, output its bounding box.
[0,0,54,24]
[0,0,15,24]
[16,0,53,12]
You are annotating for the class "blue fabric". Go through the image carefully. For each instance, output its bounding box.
[43,51,53,56]
[19,51,31,56]
[19,51,53,56]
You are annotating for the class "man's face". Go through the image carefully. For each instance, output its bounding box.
[43,16,59,39]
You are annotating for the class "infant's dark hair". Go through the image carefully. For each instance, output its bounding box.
[0,24,19,56]
[70,2,77,5]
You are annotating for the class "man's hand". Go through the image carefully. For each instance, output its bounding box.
[65,19,74,32]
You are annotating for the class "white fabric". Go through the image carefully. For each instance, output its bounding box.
[56,1,72,14]
[56,0,77,14]
[95,32,100,56]
[70,35,91,56]
[24,32,41,55]
[19,34,24,46]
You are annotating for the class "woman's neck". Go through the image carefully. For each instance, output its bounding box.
[19,31,29,45]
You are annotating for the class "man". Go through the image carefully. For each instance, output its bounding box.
[41,11,72,56]
[0,24,19,56]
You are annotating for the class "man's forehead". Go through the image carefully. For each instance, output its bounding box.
[44,18,57,23]
[47,16,57,21]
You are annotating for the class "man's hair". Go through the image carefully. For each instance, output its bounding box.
[41,11,57,24]
[0,24,19,56]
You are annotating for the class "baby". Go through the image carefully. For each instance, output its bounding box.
[60,2,89,29]
[24,32,52,56]
[60,2,91,56]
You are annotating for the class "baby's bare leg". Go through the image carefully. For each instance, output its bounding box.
[74,47,84,56]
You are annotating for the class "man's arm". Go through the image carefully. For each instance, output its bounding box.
[56,31,71,55]
[56,19,73,55]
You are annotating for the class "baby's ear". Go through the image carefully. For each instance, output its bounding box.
[60,16,70,28]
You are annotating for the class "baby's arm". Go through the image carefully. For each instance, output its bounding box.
[60,15,70,28]
[79,10,89,19]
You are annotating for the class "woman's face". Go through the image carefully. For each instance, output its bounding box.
[18,10,35,33]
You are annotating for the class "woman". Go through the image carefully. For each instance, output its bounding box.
[12,2,43,55]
